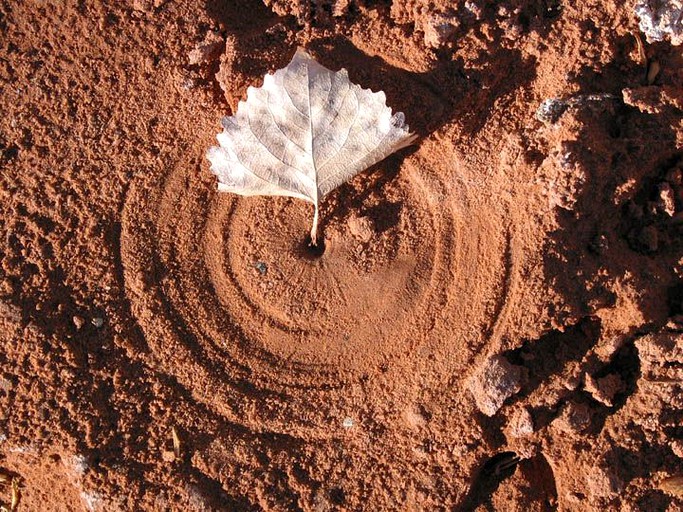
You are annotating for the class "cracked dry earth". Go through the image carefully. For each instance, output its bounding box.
[1,0,683,511]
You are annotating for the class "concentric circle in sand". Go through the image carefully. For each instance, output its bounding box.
[120,144,517,437]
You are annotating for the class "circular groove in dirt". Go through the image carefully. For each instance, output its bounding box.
[119,149,518,437]
[205,172,437,371]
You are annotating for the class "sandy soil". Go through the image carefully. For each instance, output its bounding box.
[1,0,682,510]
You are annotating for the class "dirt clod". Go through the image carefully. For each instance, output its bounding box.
[468,355,526,417]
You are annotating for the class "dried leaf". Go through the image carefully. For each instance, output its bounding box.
[207,49,417,244]
[633,32,647,64]
[10,478,18,512]
[647,60,660,85]
[171,427,181,458]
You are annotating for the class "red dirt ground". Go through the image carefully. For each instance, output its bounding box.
[1,0,682,510]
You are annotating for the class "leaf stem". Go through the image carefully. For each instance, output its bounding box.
[310,203,319,246]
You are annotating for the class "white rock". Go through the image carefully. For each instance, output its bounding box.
[635,0,683,45]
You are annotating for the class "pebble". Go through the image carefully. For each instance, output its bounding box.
[347,215,374,243]
[507,407,534,437]
[554,401,591,433]
[188,32,224,66]
[536,98,568,124]
[0,376,12,392]
[69,454,90,476]
[657,182,676,216]
[671,439,683,459]
[423,14,459,49]
[464,1,483,20]
[132,0,154,12]
[468,354,526,416]
[72,315,85,330]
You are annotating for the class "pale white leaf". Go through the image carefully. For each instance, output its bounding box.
[206,49,417,244]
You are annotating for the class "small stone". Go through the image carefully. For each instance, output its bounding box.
[635,333,683,380]
[404,405,428,428]
[80,491,104,512]
[667,314,683,330]
[91,317,104,328]
[72,316,85,330]
[342,417,354,429]
[562,364,583,391]
[68,454,90,476]
[501,17,523,40]
[671,439,683,458]
[132,0,154,12]
[188,32,224,66]
[536,98,568,124]
[181,76,197,91]
[657,182,676,216]
[584,373,624,407]
[312,488,333,512]
[423,14,459,49]
[144,55,156,72]
[468,355,526,416]
[331,0,350,16]
[507,407,534,438]
[347,215,373,243]
[254,262,268,275]
[0,375,12,393]
[464,0,483,20]
[554,402,591,433]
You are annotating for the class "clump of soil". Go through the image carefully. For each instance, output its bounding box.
[1,0,682,510]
